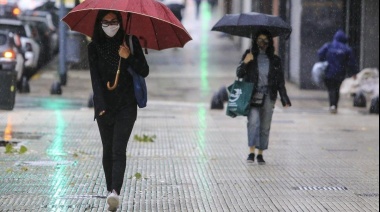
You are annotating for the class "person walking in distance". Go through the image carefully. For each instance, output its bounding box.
[318,29,358,114]
[208,0,218,11]
[165,0,186,23]
[237,30,291,165]
[88,10,149,211]
[194,0,201,19]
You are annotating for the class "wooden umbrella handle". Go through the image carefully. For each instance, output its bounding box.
[107,57,123,91]
[107,69,120,91]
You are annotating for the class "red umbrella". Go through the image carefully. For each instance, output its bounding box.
[62,0,192,50]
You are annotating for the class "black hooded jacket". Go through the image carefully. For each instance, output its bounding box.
[88,35,149,119]
[236,50,291,107]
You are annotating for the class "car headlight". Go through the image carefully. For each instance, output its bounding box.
[3,50,15,59]
[13,7,21,16]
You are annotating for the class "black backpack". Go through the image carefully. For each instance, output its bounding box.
[353,92,367,108]
[369,97,379,114]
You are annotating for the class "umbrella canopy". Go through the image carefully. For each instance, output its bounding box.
[211,12,292,38]
[62,0,192,50]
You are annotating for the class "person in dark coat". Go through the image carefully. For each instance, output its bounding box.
[87,10,149,211]
[318,29,358,114]
[237,30,291,165]
[164,0,186,22]
[208,0,218,11]
[167,3,186,22]
[194,0,202,19]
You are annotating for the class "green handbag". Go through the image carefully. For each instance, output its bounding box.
[226,79,254,117]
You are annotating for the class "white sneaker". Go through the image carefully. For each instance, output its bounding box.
[107,190,119,211]
[330,106,338,114]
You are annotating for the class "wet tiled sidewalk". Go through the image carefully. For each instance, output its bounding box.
[0,100,379,211]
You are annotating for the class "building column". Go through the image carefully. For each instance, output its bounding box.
[361,1,379,70]
[289,0,346,89]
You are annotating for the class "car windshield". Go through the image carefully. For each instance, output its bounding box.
[0,34,7,45]
[0,25,26,37]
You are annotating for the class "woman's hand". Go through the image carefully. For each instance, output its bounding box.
[284,104,291,108]
[119,41,131,59]
[243,53,254,64]
[99,110,106,116]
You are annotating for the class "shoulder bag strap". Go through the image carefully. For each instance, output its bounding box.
[129,35,134,55]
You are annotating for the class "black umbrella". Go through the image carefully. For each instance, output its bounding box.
[211,12,292,38]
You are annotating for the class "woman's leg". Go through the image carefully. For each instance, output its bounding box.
[325,79,340,107]
[258,97,276,152]
[334,80,343,108]
[97,118,114,192]
[111,107,137,195]
[325,79,343,113]
[247,107,261,151]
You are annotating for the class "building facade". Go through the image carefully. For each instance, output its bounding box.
[223,0,379,89]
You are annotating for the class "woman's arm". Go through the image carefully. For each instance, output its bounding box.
[88,42,107,117]
[121,36,150,78]
[275,57,291,107]
[317,43,330,61]
[236,50,251,78]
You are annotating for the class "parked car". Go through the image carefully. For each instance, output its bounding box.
[19,10,59,57]
[16,0,47,12]
[0,0,21,19]
[0,30,25,82]
[0,18,41,74]
[33,1,59,23]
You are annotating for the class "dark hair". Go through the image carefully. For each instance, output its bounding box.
[251,30,275,58]
[92,10,124,43]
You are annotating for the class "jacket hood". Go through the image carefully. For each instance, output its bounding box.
[333,30,348,43]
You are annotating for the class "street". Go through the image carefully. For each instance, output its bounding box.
[0,2,379,212]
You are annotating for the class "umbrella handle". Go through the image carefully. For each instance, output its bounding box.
[107,69,120,91]
[107,57,123,91]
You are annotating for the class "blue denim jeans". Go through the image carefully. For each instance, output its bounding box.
[247,96,276,150]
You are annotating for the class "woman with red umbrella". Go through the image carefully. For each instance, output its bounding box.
[63,1,191,210]
[88,10,149,211]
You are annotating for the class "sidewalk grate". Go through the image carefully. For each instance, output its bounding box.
[0,140,19,147]
[41,204,98,210]
[15,96,85,110]
[273,120,295,124]
[356,193,379,198]
[59,195,107,199]
[340,129,359,132]
[17,161,76,166]
[139,115,176,119]
[294,186,348,191]
[0,131,43,141]
[325,149,358,152]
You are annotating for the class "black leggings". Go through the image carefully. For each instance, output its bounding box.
[97,106,137,195]
[324,79,343,108]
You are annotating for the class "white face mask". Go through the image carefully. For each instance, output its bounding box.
[102,24,120,37]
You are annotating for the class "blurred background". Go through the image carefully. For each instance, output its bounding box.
[0,0,379,112]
